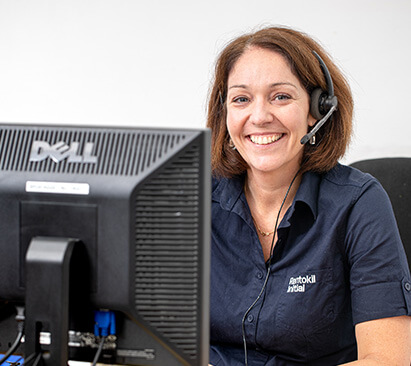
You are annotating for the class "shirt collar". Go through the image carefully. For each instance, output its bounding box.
[212,171,321,219]
[212,175,245,212]
[293,171,320,220]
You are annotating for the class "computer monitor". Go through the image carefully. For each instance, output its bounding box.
[0,123,211,366]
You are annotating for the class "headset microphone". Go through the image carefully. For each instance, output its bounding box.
[300,51,338,145]
[300,104,337,145]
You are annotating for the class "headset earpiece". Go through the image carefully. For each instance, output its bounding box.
[300,51,338,145]
[309,51,338,121]
[310,88,328,120]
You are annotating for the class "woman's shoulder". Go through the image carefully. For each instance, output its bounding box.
[212,175,222,191]
[318,163,390,208]
[211,175,226,199]
[323,163,377,188]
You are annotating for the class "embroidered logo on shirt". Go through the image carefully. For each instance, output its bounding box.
[287,274,316,293]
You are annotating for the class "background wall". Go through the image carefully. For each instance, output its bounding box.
[0,0,410,164]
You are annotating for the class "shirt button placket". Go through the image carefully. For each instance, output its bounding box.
[244,310,257,344]
[244,270,267,345]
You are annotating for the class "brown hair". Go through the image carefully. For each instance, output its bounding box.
[207,26,353,177]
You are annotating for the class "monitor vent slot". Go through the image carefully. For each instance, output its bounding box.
[134,145,201,360]
[0,126,186,176]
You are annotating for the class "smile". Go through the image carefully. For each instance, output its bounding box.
[249,134,283,145]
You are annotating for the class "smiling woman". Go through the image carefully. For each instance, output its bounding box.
[225,48,316,178]
[207,26,353,179]
[206,26,411,366]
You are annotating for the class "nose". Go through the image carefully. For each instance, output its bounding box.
[248,99,274,125]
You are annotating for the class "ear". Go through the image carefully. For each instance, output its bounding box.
[307,113,317,127]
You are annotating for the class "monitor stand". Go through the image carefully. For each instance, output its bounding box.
[25,237,81,366]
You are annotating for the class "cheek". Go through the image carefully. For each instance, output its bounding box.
[226,111,241,136]
[280,107,312,132]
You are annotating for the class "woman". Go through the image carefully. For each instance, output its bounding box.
[207,26,411,365]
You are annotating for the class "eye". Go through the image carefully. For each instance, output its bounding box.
[274,94,291,101]
[232,96,250,104]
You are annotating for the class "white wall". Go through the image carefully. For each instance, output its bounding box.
[0,0,410,164]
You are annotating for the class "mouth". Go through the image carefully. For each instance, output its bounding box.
[248,134,284,145]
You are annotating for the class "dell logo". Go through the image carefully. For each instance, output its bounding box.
[29,141,98,164]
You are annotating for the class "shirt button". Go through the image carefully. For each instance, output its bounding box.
[256,271,263,279]
[247,314,254,323]
[405,282,411,292]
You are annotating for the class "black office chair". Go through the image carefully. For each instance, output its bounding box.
[350,157,411,269]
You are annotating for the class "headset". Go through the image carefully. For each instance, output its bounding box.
[300,51,338,145]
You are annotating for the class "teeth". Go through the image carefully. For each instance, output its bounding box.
[249,134,282,145]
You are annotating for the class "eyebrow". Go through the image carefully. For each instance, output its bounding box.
[228,82,298,90]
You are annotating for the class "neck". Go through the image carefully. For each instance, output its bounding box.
[245,167,302,214]
[244,167,302,262]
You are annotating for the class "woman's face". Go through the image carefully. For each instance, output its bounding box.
[226,47,316,177]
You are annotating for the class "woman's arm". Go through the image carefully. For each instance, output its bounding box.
[340,316,411,365]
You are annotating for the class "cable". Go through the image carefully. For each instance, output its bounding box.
[91,309,115,366]
[91,336,106,366]
[0,307,25,366]
[20,353,35,366]
[20,353,39,366]
[0,332,23,365]
[242,169,301,366]
[31,353,42,366]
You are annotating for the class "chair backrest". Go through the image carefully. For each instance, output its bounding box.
[350,158,411,270]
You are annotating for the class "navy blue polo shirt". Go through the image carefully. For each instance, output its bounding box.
[209,164,411,366]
